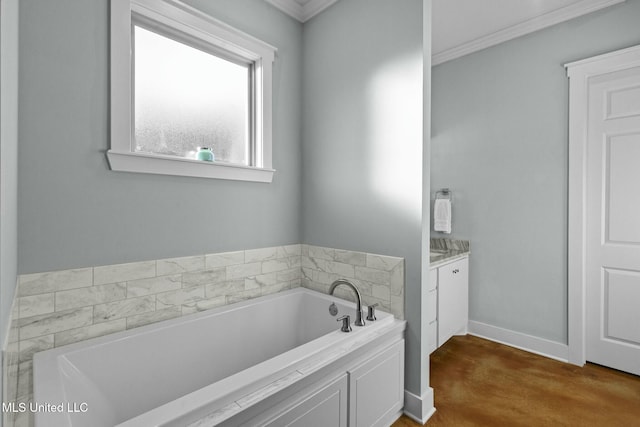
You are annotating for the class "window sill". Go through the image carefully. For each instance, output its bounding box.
[106,150,275,183]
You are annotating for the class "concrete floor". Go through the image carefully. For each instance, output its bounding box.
[394,334,640,426]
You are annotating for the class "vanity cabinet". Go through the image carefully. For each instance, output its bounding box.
[428,256,469,352]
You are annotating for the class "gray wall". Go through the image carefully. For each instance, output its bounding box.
[301,0,426,395]
[1,0,19,351]
[1,0,20,418]
[18,0,302,274]
[431,0,640,343]
[16,0,432,402]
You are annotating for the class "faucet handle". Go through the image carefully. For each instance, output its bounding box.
[367,303,379,321]
[337,315,352,332]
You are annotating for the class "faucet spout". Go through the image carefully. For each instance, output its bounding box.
[329,279,365,327]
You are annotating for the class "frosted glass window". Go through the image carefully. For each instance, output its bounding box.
[134,25,251,165]
[109,0,275,182]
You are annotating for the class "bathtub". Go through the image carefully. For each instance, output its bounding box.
[33,287,405,426]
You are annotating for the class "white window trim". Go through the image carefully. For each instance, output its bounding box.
[109,0,276,182]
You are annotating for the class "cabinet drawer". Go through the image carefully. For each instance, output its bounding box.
[429,268,438,291]
[427,320,437,354]
[427,288,437,323]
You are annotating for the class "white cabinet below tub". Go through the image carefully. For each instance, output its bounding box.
[243,339,405,427]
[349,341,405,427]
[263,374,348,427]
[428,256,469,352]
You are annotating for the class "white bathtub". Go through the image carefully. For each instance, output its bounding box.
[33,287,405,427]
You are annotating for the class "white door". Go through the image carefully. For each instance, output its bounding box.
[585,64,640,375]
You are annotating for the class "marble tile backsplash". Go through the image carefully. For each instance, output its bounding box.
[301,245,404,320]
[2,244,404,427]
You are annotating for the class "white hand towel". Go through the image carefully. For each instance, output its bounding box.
[434,199,451,234]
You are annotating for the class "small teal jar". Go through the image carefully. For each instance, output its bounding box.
[196,147,214,162]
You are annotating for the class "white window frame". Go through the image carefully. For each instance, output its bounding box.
[109,0,276,182]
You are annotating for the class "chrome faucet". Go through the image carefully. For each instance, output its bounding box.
[329,279,365,327]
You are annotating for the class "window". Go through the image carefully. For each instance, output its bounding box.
[109,0,276,182]
[134,25,251,164]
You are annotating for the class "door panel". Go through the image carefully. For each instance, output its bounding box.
[586,65,640,375]
[606,133,640,243]
[606,85,640,119]
[605,269,640,344]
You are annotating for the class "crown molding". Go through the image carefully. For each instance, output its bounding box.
[264,0,339,23]
[432,0,626,66]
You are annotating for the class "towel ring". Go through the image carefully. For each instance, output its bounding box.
[435,188,452,200]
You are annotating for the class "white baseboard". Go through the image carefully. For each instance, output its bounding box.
[403,388,435,424]
[468,321,569,363]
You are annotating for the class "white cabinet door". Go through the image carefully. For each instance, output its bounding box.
[437,257,468,347]
[262,374,348,427]
[348,341,404,427]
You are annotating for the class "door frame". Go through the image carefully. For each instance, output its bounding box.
[566,44,640,366]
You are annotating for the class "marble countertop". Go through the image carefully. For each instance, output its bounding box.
[430,238,470,268]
